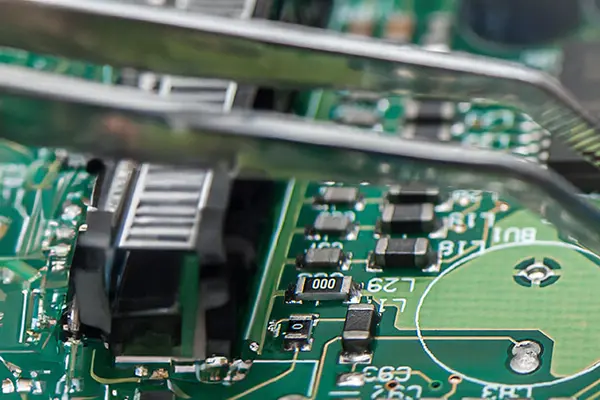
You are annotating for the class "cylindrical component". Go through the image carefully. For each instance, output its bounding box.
[459,0,581,46]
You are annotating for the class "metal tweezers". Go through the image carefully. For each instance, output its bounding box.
[1,0,600,253]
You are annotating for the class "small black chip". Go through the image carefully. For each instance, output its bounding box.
[404,100,455,122]
[297,247,345,270]
[403,124,451,142]
[314,187,360,206]
[387,184,440,204]
[283,314,315,351]
[342,303,378,354]
[459,0,581,47]
[372,237,436,269]
[293,276,356,301]
[378,203,437,234]
[308,213,354,236]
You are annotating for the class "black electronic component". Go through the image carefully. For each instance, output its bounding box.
[283,314,315,351]
[378,203,437,234]
[314,186,360,206]
[297,247,345,270]
[404,100,455,122]
[276,0,334,29]
[308,213,354,236]
[372,237,436,269]
[387,184,440,204]
[459,0,580,47]
[139,392,175,400]
[292,276,356,301]
[71,246,112,335]
[111,178,279,360]
[403,124,451,142]
[342,303,378,353]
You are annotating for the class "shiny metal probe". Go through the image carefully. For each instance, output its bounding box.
[0,0,598,164]
[0,64,598,256]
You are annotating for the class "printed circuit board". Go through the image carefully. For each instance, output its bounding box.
[1,0,600,399]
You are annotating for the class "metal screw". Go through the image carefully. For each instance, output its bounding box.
[509,340,541,374]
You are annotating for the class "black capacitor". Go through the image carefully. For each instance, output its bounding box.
[373,237,436,269]
[342,303,378,353]
[314,187,360,206]
[297,247,345,270]
[379,203,437,234]
[459,0,581,47]
[404,101,455,122]
[387,184,440,204]
[309,213,354,236]
[283,315,315,351]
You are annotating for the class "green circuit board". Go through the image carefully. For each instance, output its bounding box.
[291,0,555,163]
[0,48,114,82]
[0,141,98,398]
[2,167,600,399]
[230,182,600,400]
